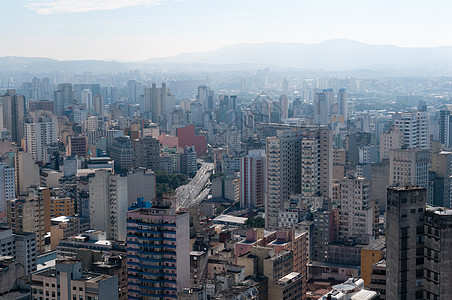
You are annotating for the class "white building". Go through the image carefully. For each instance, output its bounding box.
[24,120,57,163]
[227,126,242,155]
[89,170,127,241]
[338,175,374,240]
[395,111,430,149]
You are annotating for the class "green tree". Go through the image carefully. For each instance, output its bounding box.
[244,216,265,228]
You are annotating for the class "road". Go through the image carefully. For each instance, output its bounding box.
[176,160,214,210]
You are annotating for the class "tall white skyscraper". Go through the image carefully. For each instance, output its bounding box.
[89,170,128,241]
[394,111,430,149]
[0,163,15,214]
[24,112,57,163]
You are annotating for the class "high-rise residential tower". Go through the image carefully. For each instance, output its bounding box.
[380,126,403,161]
[24,111,57,163]
[386,186,425,300]
[389,149,429,192]
[338,88,348,121]
[0,89,25,144]
[127,198,190,299]
[0,163,15,214]
[89,169,128,241]
[395,111,430,149]
[338,174,374,240]
[423,206,452,299]
[266,127,332,229]
[240,149,266,208]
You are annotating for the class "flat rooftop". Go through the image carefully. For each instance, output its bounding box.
[426,206,452,215]
[213,214,247,225]
[277,272,301,284]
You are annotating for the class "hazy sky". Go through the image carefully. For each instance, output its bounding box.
[2,0,452,61]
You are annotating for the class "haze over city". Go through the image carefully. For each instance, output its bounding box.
[0,1,452,300]
[3,0,452,60]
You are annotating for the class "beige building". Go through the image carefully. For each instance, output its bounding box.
[31,259,118,300]
[389,148,429,190]
[269,272,304,300]
[50,216,89,251]
[14,151,40,196]
[7,187,48,254]
[379,125,403,160]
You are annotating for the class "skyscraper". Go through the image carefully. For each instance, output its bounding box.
[127,198,190,299]
[89,169,128,241]
[128,80,137,103]
[423,206,452,299]
[389,149,429,191]
[430,151,452,208]
[240,149,266,208]
[7,187,48,254]
[81,88,93,110]
[24,112,57,163]
[279,95,289,119]
[386,187,425,300]
[110,136,135,172]
[380,125,403,161]
[266,127,332,229]
[395,111,430,149]
[337,88,348,121]
[197,85,214,111]
[134,136,160,171]
[144,83,167,123]
[314,92,329,125]
[338,174,374,240]
[53,83,73,115]
[14,151,40,196]
[0,89,25,144]
[439,109,452,147]
[0,163,15,214]
[93,95,104,115]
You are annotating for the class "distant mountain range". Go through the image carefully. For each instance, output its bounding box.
[146,39,452,71]
[2,39,452,74]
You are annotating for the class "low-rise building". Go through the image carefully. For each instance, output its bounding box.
[31,259,118,300]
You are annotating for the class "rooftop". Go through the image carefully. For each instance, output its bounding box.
[213,214,247,225]
[362,237,386,251]
[308,261,360,270]
[426,206,452,216]
[277,272,301,284]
